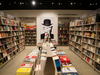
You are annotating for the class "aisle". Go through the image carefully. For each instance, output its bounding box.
[0,46,99,75]
[0,46,37,75]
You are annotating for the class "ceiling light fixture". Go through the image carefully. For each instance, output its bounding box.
[32,1,36,5]
[71,3,73,5]
[80,3,81,5]
[96,3,97,5]
[58,3,60,5]
[52,2,54,4]
[74,3,76,4]
[0,3,1,5]
[90,3,92,5]
[9,3,11,5]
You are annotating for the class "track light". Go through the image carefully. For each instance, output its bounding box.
[32,1,36,5]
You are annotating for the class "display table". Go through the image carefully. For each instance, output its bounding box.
[37,42,58,50]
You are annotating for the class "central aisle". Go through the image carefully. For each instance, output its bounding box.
[0,46,99,75]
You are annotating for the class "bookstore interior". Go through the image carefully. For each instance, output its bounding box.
[0,0,100,75]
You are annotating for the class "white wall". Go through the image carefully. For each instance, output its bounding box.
[1,10,93,45]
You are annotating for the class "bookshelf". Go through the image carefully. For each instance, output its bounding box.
[25,29,36,46]
[58,17,69,46]
[69,14,100,73]
[0,15,25,68]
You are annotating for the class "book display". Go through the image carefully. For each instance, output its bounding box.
[0,15,25,68]
[69,14,100,73]
[58,17,69,46]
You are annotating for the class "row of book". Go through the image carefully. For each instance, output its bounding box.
[82,53,94,66]
[0,25,10,31]
[25,31,36,34]
[76,27,82,31]
[0,38,11,45]
[75,44,82,50]
[76,31,82,36]
[58,27,68,30]
[83,38,95,45]
[69,31,75,35]
[58,30,68,34]
[84,25,96,31]
[83,44,95,53]
[70,28,74,31]
[74,48,81,56]
[25,34,36,37]
[58,22,69,26]
[82,49,95,59]
[0,32,11,38]
[84,32,96,38]
[58,34,68,38]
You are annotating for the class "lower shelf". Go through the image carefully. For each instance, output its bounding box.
[0,46,25,68]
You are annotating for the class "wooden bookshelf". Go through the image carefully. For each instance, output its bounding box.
[25,30,36,46]
[58,17,69,46]
[0,15,25,68]
[69,14,100,73]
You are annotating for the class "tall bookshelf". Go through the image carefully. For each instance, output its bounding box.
[69,14,100,73]
[0,15,25,68]
[25,29,36,46]
[22,17,37,46]
[58,17,69,46]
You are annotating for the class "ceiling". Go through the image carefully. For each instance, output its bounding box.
[0,0,100,10]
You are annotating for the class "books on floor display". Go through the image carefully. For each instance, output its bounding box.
[23,58,36,64]
[16,68,32,75]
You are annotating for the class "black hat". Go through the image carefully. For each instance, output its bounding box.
[42,19,52,26]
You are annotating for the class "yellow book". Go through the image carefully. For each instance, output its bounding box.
[16,68,32,75]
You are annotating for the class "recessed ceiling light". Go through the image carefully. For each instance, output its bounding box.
[58,3,60,5]
[52,2,54,4]
[14,2,16,4]
[26,3,27,5]
[32,1,36,5]
[9,3,11,5]
[20,2,24,5]
[40,3,42,5]
[0,3,1,5]
[96,3,97,5]
[90,3,92,5]
[74,3,76,4]
[80,3,81,5]
[71,3,73,5]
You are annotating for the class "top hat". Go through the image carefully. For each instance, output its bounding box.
[42,19,52,26]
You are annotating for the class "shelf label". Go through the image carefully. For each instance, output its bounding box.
[90,8,100,16]
[7,14,14,19]
[80,14,87,19]
[0,11,4,16]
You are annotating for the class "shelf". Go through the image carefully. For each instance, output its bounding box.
[12,39,19,42]
[1,24,11,26]
[95,53,100,56]
[82,52,95,61]
[75,47,82,51]
[0,30,11,32]
[95,61,100,65]
[0,47,12,53]
[0,36,11,39]
[75,30,82,31]
[70,26,75,27]
[58,33,67,34]
[75,42,82,45]
[0,41,12,46]
[25,30,36,31]
[82,47,95,53]
[12,30,19,31]
[83,36,95,39]
[75,25,82,27]
[75,35,82,37]
[83,23,96,26]
[82,41,95,47]
[12,35,19,37]
[11,25,18,26]
[83,30,96,32]
[82,57,94,68]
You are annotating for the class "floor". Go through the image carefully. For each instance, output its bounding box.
[0,46,99,75]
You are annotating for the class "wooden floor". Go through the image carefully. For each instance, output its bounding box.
[0,46,99,75]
